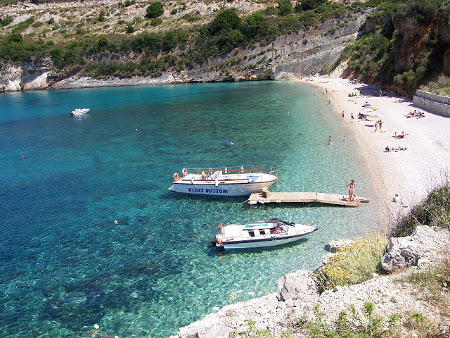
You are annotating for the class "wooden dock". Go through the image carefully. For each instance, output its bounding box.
[246,189,370,207]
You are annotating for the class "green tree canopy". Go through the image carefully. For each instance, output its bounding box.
[207,9,241,35]
[145,1,164,19]
[242,12,269,40]
[278,0,293,16]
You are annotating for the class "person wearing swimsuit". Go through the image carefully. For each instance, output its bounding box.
[347,180,355,201]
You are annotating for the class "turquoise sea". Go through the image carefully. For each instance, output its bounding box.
[0,82,378,337]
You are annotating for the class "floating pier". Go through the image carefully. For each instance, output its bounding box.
[246,188,370,207]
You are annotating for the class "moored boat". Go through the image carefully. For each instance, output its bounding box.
[169,165,278,197]
[70,108,90,116]
[213,218,317,250]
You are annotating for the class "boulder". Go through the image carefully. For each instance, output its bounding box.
[277,270,318,304]
[381,225,450,272]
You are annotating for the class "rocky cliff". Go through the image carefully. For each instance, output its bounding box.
[0,11,367,91]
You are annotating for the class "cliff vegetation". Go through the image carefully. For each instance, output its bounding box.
[0,0,448,95]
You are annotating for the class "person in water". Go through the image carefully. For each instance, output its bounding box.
[328,136,333,145]
[347,180,355,201]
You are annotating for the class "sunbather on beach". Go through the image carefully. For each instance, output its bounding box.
[385,146,407,152]
[392,131,405,139]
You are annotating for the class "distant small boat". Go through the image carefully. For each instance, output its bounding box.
[169,165,278,197]
[213,218,317,250]
[70,108,90,116]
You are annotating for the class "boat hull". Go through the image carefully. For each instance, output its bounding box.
[221,234,312,250]
[169,181,276,197]
[215,221,317,250]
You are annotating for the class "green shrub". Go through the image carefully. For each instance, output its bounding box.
[207,9,241,35]
[1,16,14,26]
[420,75,450,96]
[315,233,389,290]
[97,9,106,22]
[299,302,400,337]
[241,12,269,41]
[145,2,164,19]
[12,16,34,33]
[298,0,326,11]
[278,0,293,16]
[390,184,450,237]
[126,22,134,33]
[278,15,300,33]
[151,17,162,26]
[182,13,198,22]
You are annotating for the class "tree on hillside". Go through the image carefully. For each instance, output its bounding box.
[207,9,241,35]
[297,0,326,11]
[278,0,293,16]
[145,1,164,19]
[242,12,270,40]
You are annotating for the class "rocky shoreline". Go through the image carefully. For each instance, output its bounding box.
[172,226,450,337]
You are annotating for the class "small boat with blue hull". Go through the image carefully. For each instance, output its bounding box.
[213,219,317,250]
[169,165,278,197]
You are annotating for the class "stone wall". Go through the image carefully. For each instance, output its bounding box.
[413,90,450,117]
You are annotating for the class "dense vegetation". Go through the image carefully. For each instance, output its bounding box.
[0,0,448,93]
[339,0,449,95]
[0,0,351,79]
[390,182,450,237]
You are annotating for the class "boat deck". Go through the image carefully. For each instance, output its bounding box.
[246,189,370,207]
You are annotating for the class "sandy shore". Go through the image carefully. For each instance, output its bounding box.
[299,76,450,222]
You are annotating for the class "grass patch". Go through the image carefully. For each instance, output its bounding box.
[298,302,401,337]
[400,256,450,317]
[420,75,450,97]
[315,233,389,291]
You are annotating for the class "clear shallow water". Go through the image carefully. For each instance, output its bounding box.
[0,82,378,337]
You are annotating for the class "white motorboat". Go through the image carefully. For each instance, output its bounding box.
[70,108,90,116]
[213,219,317,250]
[169,165,278,197]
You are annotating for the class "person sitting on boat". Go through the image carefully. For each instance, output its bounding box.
[201,171,208,180]
[173,172,180,181]
[182,168,188,177]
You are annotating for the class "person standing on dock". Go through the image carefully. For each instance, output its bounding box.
[347,180,355,201]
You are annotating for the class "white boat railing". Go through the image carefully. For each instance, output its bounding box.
[185,165,278,176]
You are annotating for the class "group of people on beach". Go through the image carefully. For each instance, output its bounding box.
[374,119,383,132]
[407,110,425,118]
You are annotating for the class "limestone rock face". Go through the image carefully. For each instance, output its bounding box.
[1,58,54,91]
[382,225,450,272]
[277,270,318,305]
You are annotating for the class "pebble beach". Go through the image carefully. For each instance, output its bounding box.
[300,76,450,219]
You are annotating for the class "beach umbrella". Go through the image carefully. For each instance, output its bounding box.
[362,107,374,112]
[362,103,371,107]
